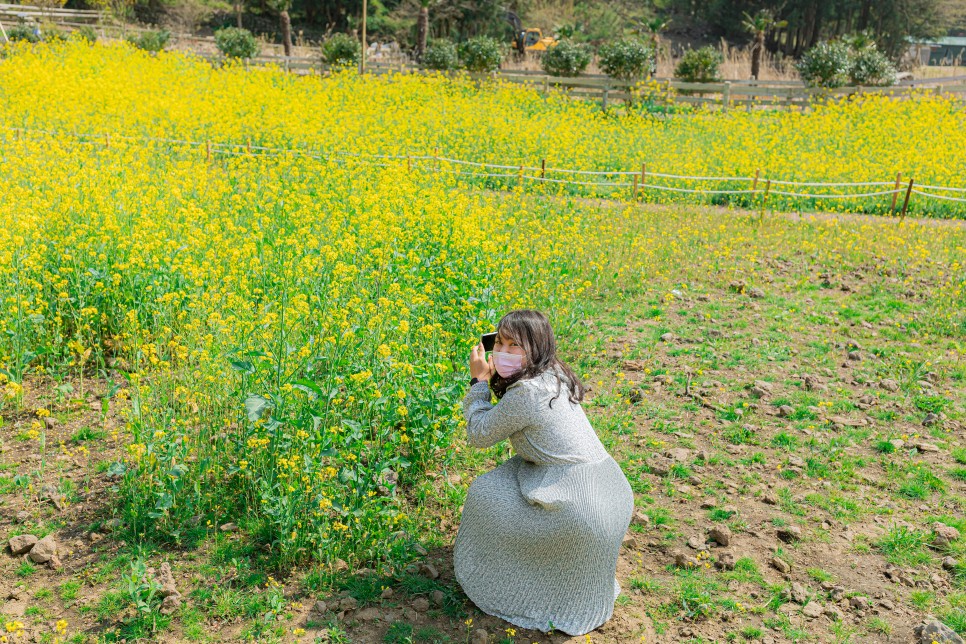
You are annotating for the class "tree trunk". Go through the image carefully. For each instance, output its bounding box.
[235,1,242,28]
[858,0,871,31]
[751,31,763,79]
[280,9,292,57]
[416,5,428,60]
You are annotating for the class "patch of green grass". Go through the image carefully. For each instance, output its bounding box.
[910,590,935,610]
[16,561,36,577]
[59,580,81,604]
[668,463,692,479]
[914,395,949,414]
[771,432,799,450]
[939,605,966,635]
[778,488,805,516]
[383,621,414,643]
[877,525,932,567]
[741,626,763,639]
[875,439,896,454]
[71,426,107,443]
[708,507,736,522]
[724,424,757,445]
[95,590,129,621]
[807,568,833,583]
[952,448,966,465]
[721,557,765,586]
[648,506,675,527]
[412,625,449,642]
[899,466,946,499]
[629,576,663,593]
[803,492,863,522]
[180,605,209,641]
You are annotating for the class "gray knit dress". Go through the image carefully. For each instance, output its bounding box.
[453,368,634,636]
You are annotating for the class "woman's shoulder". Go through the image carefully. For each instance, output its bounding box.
[519,367,573,393]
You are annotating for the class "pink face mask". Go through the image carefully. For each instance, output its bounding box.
[493,351,525,378]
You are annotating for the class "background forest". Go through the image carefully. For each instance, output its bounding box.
[63,0,966,63]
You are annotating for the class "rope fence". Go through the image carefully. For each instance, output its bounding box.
[3,124,966,217]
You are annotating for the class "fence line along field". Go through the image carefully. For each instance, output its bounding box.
[0,39,965,643]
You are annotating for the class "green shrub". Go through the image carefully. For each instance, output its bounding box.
[598,38,655,81]
[458,36,504,73]
[8,24,41,43]
[541,40,591,77]
[71,25,98,43]
[421,39,460,71]
[127,30,171,53]
[674,46,723,83]
[321,33,360,68]
[848,44,897,86]
[797,41,850,88]
[214,27,260,60]
[798,38,896,88]
[40,23,67,42]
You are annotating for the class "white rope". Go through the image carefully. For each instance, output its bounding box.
[529,175,631,187]
[769,188,902,199]
[437,169,520,180]
[436,157,541,172]
[646,171,754,182]
[769,179,895,187]
[544,166,639,176]
[917,184,966,193]
[437,170,630,188]
[912,190,966,204]
[5,124,966,202]
[641,183,759,195]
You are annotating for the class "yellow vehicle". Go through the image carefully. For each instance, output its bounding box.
[505,11,557,54]
[518,28,557,52]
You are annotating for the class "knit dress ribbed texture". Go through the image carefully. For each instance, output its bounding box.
[453,369,634,636]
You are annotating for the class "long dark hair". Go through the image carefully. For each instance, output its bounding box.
[489,309,585,407]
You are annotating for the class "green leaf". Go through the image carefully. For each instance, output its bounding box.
[245,394,271,422]
[230,360,255,375]
[290,378,322,400]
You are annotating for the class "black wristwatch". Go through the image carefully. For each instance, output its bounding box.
[470,377,485,386]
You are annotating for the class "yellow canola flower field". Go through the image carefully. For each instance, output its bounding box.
[1,41,965,217]
[0,41,964,569]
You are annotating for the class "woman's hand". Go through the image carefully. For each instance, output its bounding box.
[470,342,494,381]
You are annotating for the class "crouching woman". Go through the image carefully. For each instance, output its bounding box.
[453,309,633,636]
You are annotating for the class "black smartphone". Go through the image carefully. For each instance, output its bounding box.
[481,332,497,352]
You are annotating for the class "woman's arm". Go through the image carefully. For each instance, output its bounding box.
[462,381,534,449]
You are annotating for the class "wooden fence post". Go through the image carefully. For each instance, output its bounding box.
[752,168,760,192]
[632,175,639,201]
[899,179,914,222]
[406,155,411,173]
[602,82,610,111]
[206,140,212,163]
[105,133,110,149]
[540,159,546,179]
[722,81,731,111]
[890,172,902,214]
[759,179,771,222]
